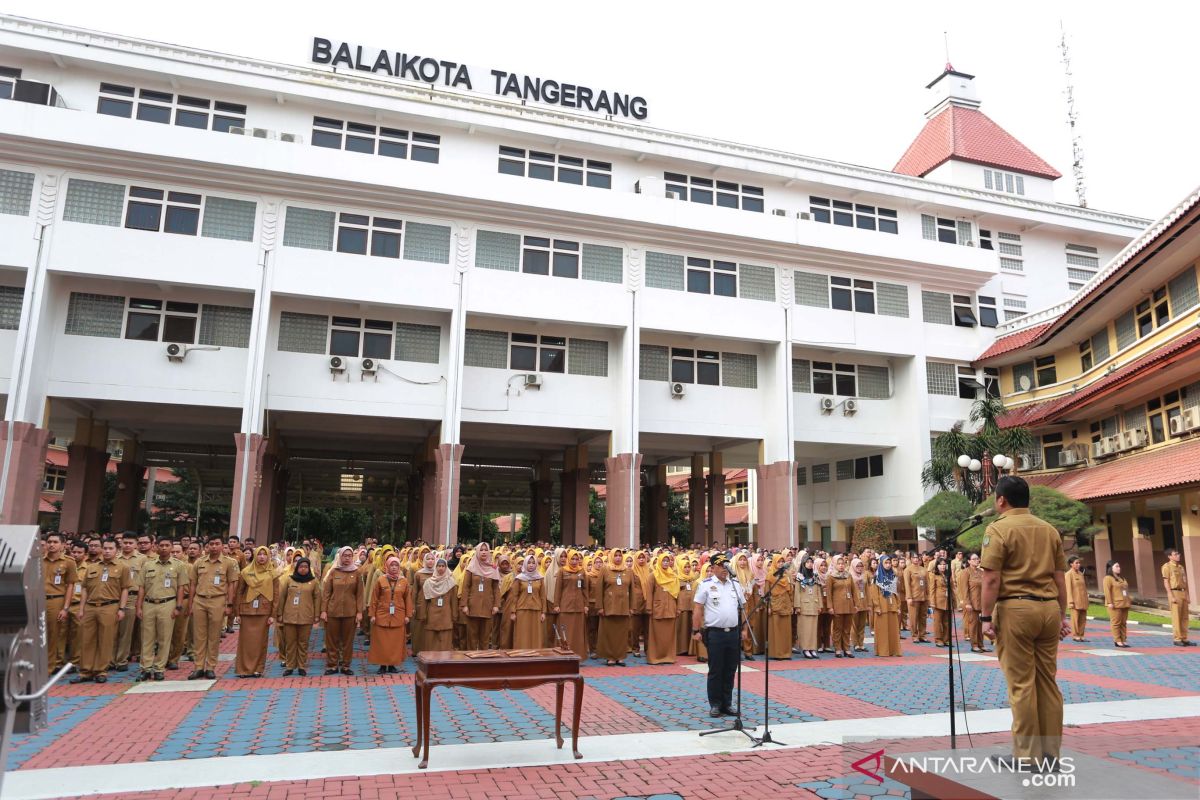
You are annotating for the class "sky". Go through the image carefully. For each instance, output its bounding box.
[7,0,1199,221]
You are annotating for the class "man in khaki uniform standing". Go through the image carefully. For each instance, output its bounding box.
[904,556,930,643]
[1162,548,1193,646]
[112,533,146,671]
[71,539,131,684]
[136,538,185,681]
[167,541,192,669]
[189,535,238,679]
[981,476,1070,769]
[1065,556,1089,642]
[43,532,78,672]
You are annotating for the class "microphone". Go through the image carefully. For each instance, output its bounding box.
[772,562,790,578]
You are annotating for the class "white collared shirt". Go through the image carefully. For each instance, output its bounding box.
[694,575,741,629]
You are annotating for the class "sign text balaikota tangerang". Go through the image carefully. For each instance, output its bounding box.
[311,38,648,121]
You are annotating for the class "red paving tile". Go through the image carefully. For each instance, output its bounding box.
[525,681,661,737]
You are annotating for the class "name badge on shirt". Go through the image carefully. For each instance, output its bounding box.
[214,574,221,586]
[74,582,82,594]
[164,578,172,588]
[1122,589,1128,597]
[252,599,259,609]
[527,583,533,594]
[576,579,583,588]
[616,575,622,586]
[437,598,444,608]
[101,570,109,583]
[293,594,300,605]
[859,591,865,599]
[389,604,396,615]
[53,574,62,585]
[919,579,925,587]
[846,592,852,599]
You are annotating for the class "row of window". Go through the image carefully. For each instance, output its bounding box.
[63,178,258,242]
[806,454,886,484]
[792,359,891,399]
[1065,243,1099,291]
[794,272,908,317]
[638,345,757,389]
[65,292,252,348]
[0,66,16,100]
[97,83,247,133]
[278,311,441,363]
[809,197,898,234]
[921,291,996,328]
[664,172,763,212]
[311,116,440,163]
[646,251,775,302]
[927,362,999,399]
[282,206,451,264]
[463,329,609,377]
[497,147,611,188]
[476,230,623,284]
[980,230,1024,273]
[984,169,1025,196]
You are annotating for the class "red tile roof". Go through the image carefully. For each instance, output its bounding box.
[976,322,1054,362]
[1024,437,1200,502]
[894,105,1061,180]
[494,515,524,533]
[725,505,750,526]
[996,329,1200,428]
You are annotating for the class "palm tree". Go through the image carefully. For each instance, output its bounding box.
[922,396,1034,503]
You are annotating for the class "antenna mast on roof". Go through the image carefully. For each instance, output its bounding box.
[1059,20,1088,208]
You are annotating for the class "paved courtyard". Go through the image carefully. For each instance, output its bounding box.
[4,618,1198,800]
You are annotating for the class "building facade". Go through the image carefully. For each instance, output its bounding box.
[0,18,1148,550]
[978,188,1200,607]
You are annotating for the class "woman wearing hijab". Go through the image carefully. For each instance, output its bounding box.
[460,543,501,650]
[1102,560,1132,648]
[585,554,602,656]
[814,557,833,652]
[512,554,547,649]
[675,555,697,656]
[870,556,902,657]
[764,554,794,660]
[422,556,458,651]
[543,548,566,648]
[894,555,908,636]
[629,550,652,658]
[368,556,412,673]
[645,552,679,665]
[495,555,517,649]
[748,553,769,659]
[827,554,855,658]
[794,556,821,659]
[273,557,322,676]
[234,546,275,678]
[929,557,950,647]
[321,546,363,675]
[729,553,756,660]
[850,558,870,653]
[597,549,633,666]
[408,551,436,657]
[553,550,589,658]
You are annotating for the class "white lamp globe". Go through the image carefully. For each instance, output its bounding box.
[957,455,972,468]
[994,454,1009,470]
[968,459,982,472]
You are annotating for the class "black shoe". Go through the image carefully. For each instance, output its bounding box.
[340,668,354,676]
[252,673,262,678]
[154,672,165,681]
[743,655,756,661]
[113,664,128,672]
[137,671,152,682]
[845,652,854,659]
[95,674,107,683]
[283,669,294,676]
[835,652,843,658]
[721,706,739,717]
[325,668,337,675]
[387,665,399,674]
[377,666,387,675]
[298,669,307,677]
[709,706,722,718]
[69,675,92,684]
[1174,641,1186,647]
[205,670,216,679]
[187,670,204,680]
[165,662,179,671]
[1184,641,1196,647]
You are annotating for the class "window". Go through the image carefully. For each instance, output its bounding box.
[853,455,885,479]
[1003,296,1027,322]
[976,295,998,328]
[124,298,199,344]
[43,465,67,492]
[984,169,1025,195]
[922,214,972,245]
[812,464,830,484]
[329,317,393,359]
[956,366,981,400]
[731,483,749,504]
[983,367,1000,398]
[984,231,1025,272]
[1079,338,1093,373]
[809,197,898,234]
[335,213,403,257]
[97,83,246,132]
[1035,355,1057,387]
[312,116,440,162]
[926,361,957,396]
[0,66,17,100]
[510,333,566,373]
[124,187,201,235]
[953,295,977,328]
[1042,432,1064,469]
[830,277,875,313]
[522,237,580,278]
[498,147,611,188]
[812,361,857,396]
[670,348,720,385]
[685,257,737,297]
[663,172,763,212]
[1065,244,1099,291]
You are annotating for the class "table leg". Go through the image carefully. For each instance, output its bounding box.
[419,682,434,769]
[554,681,565,749]
[411,676,423,758]
[571,676,583,759]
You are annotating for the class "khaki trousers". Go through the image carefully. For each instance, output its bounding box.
[995,599,1063,761]
[191,595,226,672]
[169,609,189,665]
[464,616,492,650]
[831,613,853,652]
[1169,590,1189,642]
[1070,608,1087,639]
[80,603,119,678]
[139,600,176,672]
[44,597,68,671]
[851,610,868,648]
[1109,606,1128,644]
[964,607,982,649]
[113,592,139,667]
[909,600,929,640]
[281,623,313,670]
[326,616,356,669]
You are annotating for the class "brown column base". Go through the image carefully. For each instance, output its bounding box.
[432,444,464,548]
[1092,535,1113,582]
[754,460,796,552]
[605,453,642,550]
[1130,535,1158,599]
[111,462,144,532]
[0,421,50,525]
[229,433,267,541]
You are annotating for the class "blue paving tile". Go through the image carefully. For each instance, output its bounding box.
[1058,653,1200,691]
[1109,745,1200,780]
[5,695,116,770]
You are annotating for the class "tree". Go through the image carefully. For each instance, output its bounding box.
[150,469,229,537]
[851,516,892,554]
[457,512,499,545]
[588,488,605,545]
[283,506,374,546]
[922,396,1034,504]
[912,491,975,541]
[667,492,690,544]
[973,485,1090,533]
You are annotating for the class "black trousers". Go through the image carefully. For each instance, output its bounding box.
[704,627,738,710]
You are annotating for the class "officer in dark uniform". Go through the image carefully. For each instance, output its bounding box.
[692,554,745,717]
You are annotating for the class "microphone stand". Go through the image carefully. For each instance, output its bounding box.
[751,566,790,748]
[935,514,983,750]
[699,576,755,742]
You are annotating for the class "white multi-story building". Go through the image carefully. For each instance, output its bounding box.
[0,18,1148,550]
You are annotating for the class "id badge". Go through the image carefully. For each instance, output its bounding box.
[252,598,259,609]
[389,603,396,615]
[1122,589,1128,597]
[918,579,925,587]
[53,574,62,585]
[616,575,622,586]
[164,578,172,589]
[576,579,583,588]
[437,598,444,608]
[74,582,82,594]
[214,574,221,586]
[101,570,109,583]
[846,592,852,599]
[711,596,720,607]
[293,594,300,606]
[859,591,865,599]
[527,583,533,594]
[478,582,484,593]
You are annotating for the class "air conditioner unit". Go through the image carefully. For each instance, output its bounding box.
[279,132,303,144]
[1173,406,1200,434]
[1018,454,1037,471]
[1091,441,1110,459]
[1122,428,1148,450]
[360,357,378,377]
[843,398,858,415]
[819,397,835,413]
[329,355,346,375]
[523,373,543,388]
[165,343,185,363]
[665,188,685,201]
[798,211,812,221]
[1057,450,1079,467]
[251,127,273,139]
[772,208,788,217]
[1104,434,1123,453]
[229,126,247,135]
[724,493,736,504]
[670,381,686,398]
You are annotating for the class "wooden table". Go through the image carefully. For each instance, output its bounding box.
[412,648,583,769]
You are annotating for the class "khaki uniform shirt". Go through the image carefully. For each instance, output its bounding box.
[141,558,184,602]
[118,552,147,597]
[323,569,363,618]
[275,576,322,624]
[828,575,856,615]
[979,507,1067,598]
[83,558,130,604]
[557,573,588,613]
[463,575,501,618]
[515,577,546,613]
[1066,569,1088,609]
[191,556,239,599]
[904,564,928,601]
[795,581,822,616]
[929,572,949,611]
[43,554,78,600]
[601,568,632,616]
[1103,575,1131,609]
[1162,562,1187,595]
[957,566,983,609]
[424,584,458,632]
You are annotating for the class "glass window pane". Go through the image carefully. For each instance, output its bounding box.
[812,208,831,223]
[833,211,853,226]
[522,249,550,275]
[980,307,998,328]
[716,193,738,208]
[161,315,197,344]
[713,273,736,297]
[686,270,710,294]
[125,312,160,341]
[869,454,883,476]
[371,231,401,258]
[164,205,199,235]
[836,373,856,396]
[136,104,171,124]
[312,130,342,149]
[697,362,720,385]
[529,163,554,181]
[498,159,524,176]
[363,332,391,359]
[813,372,833,395]
[689,188,713,204]
[336,227,368,255]
[855,457,869,479]
[552,252,579,278]
[558,168,583,185]
[212,115,242,133]
[879,219,898,234]
[510,345,537,370]
[345,135,374,154]
[540,348,565,373]
[329,329,359,357]
[174,109,208,129]
[125,201,161,231]
[743,196,763,212]
[671,359,694,383]
[378,140,408,159]
[854,290,875,314]
[410,145,439,163]
[586,172,611,189]
[97,97,132,117]
[856,216,876,230]
[937,228,957,244]
[831,287,852,311]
